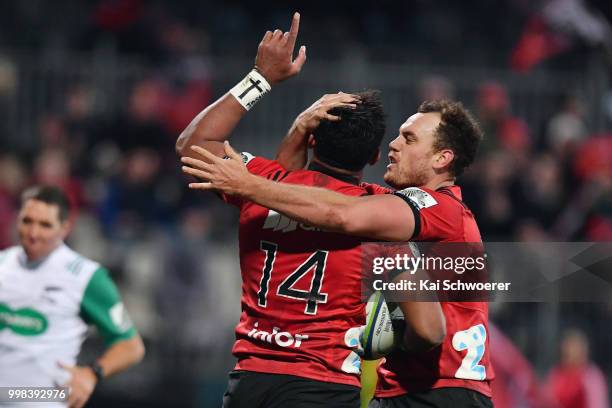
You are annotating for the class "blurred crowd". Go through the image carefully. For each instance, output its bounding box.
[0,0,528,65]
[492,325,609,408]
[0,0,611,406]
[460,82,612,242]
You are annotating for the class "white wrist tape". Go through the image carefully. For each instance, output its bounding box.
[229,69,271,110]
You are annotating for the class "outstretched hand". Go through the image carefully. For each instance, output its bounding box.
[255,12,306,84]
[181,142,253,196]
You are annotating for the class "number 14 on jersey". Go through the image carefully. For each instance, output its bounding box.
[258,241,329,315]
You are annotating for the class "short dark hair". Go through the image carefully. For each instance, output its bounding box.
[418,100,483,177]
[21,185,70,222]
[313,90,386,171]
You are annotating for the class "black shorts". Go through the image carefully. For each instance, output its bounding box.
[368,387,493,408]
[222,370,360,408]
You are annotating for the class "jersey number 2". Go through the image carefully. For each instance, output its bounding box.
[258,241,329,315]
[452,324,487,381]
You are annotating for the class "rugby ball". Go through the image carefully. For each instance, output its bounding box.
[361,291,396,360]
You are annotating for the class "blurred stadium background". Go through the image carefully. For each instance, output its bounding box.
[1,0,611,407]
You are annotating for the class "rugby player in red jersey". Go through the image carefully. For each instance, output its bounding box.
[177,13,445,408]
[182,97,494,406]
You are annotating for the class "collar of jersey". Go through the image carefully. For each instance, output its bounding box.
[307,161,360,185]
[18,243,65,270]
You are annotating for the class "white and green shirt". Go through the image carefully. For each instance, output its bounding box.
[0,243,136,389]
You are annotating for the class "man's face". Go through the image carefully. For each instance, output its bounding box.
[384,112,441,189]
[17,199,68,262]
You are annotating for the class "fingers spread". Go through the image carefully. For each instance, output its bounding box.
[181,156,211,171]
[190,145,221,163]
[182,166,212,180]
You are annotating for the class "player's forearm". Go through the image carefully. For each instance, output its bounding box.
[241,176,414,241]
[399,300,446,352]
[244,174,357,233]
[96,335,145,378]
[275,121,309,170]
[176,94,247,158]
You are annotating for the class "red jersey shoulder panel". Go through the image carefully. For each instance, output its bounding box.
[393,186,481,242]
[360,182,393,196]
[222,154,289,207]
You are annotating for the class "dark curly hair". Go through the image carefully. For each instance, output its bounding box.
[418,100,483,177]
[313,90,386,172]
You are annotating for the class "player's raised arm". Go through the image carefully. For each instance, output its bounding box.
[176,12,307,160]
[276,92,360,170]
[182,142,416,241]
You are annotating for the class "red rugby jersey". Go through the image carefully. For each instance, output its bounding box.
[367,184,494,398]
[225,155,371,387]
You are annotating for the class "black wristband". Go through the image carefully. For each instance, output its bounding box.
[88,362,105,384]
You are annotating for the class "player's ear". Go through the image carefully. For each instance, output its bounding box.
[60,218,73,240]
[307,134,316,149]
[368,147,381,166]
[433,148,454,171]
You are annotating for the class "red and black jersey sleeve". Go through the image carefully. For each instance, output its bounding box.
[392,187,466,241]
